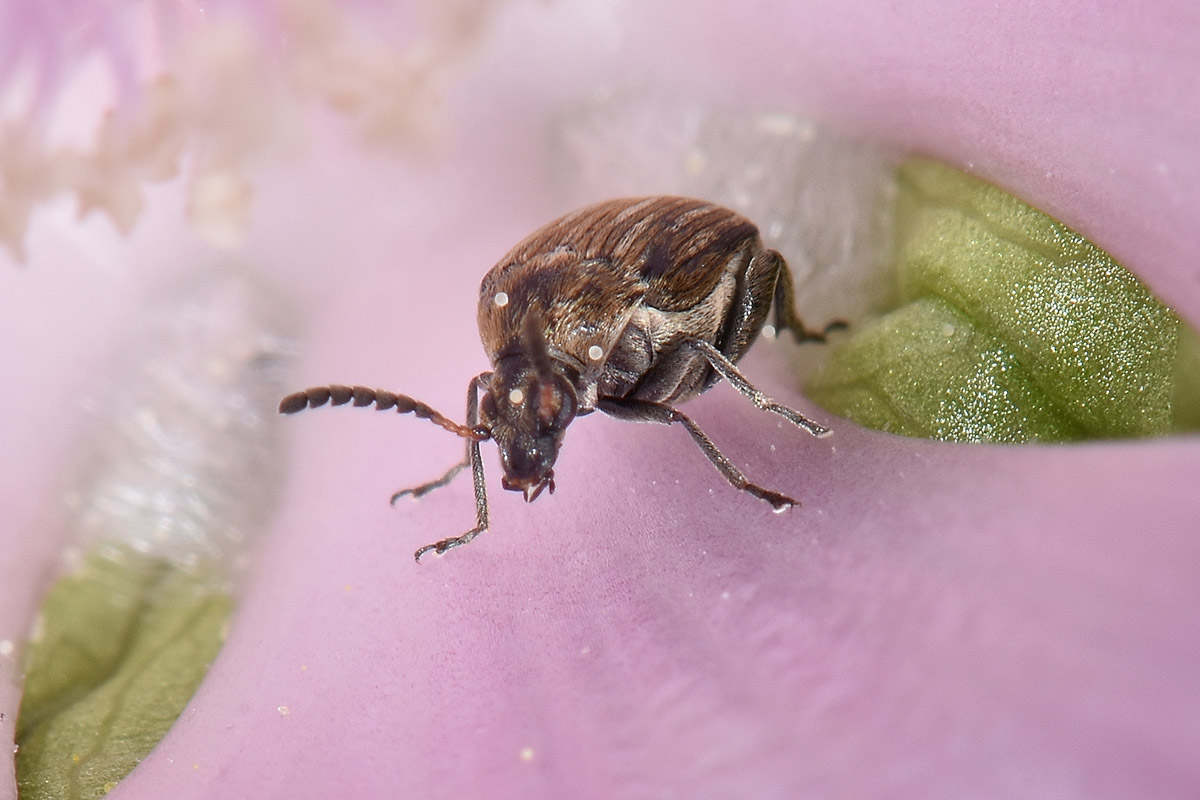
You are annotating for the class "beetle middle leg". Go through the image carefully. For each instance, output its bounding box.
[597,396,798,511]
[685,338,831,438]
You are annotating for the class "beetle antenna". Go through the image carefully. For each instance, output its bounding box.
[278,384,487,440]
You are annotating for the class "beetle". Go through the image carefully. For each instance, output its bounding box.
[280,196,841,561]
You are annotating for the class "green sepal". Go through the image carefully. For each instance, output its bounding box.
[16,545,231,800]
[808,159,1198,441]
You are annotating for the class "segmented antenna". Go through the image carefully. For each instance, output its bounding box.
[278,385,485,440]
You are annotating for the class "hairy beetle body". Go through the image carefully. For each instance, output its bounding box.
[281,196,838,561]
[482,197,754,402]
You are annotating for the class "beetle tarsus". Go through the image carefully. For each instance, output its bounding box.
[745,485,797,511]
[781,318,848,344]
[819,319,849,336]
[414,526,486,562]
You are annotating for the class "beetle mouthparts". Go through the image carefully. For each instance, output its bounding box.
[503,473,555,503]
[523,476,556,503]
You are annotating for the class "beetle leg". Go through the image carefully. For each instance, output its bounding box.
[412,436,490,561]
[766,249,848,342]
[685,339,832,438]
[412,373,492,562]
[598,396,798,511]
[390,457,469,503]
[392,373,491,503]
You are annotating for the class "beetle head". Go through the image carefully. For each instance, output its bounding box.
[482,315,578,503]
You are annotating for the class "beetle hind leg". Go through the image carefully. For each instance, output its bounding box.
[761,249,847,342]
[597,396,798,511]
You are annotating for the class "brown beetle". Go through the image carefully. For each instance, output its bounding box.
[281,196,839,561]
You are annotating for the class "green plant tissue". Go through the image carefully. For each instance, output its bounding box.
[16,545,232,800]
[808,159,1199,441]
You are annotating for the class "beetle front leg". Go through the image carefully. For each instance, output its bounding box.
[391,450,470,504]
[413,436,491,561]
[411,372,493,561]
[685,339,832,438]
[390,372,489,503]
[597,397,798,511]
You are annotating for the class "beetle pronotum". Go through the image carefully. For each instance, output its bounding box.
[281,196,840,561]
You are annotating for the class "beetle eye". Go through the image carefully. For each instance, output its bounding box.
[556,388,575,427]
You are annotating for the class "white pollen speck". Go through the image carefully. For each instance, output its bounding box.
[587,345,604,361]
[762,324,777,339]
[942,323,956,337]
[519,747,535,762]
[277,706,290,716]
[508,388,525,405]
[0,640,12,657]
[493,291,509,307]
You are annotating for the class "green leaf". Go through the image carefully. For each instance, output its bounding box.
[808,159,1200,441]
[16,545,232,800]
